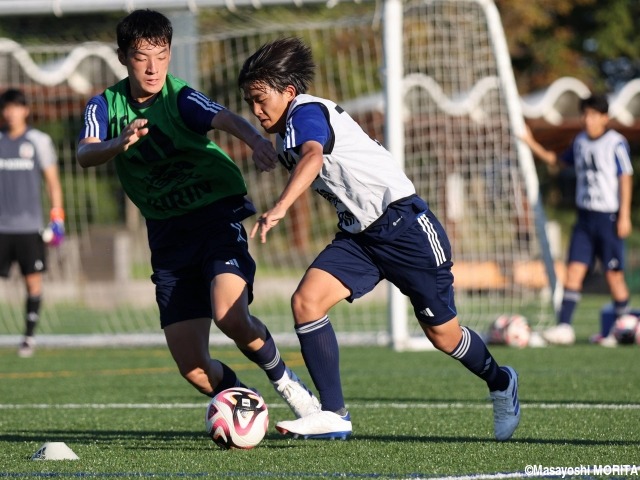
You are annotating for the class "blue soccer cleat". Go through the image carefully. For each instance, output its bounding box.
[490,366,520,441]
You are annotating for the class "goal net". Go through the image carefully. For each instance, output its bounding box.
[384,0,558,349]
[0,0,556,348]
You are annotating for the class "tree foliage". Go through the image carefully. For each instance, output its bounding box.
[497,0,640,93]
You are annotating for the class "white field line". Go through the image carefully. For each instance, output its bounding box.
[2,401,638,480]
[404,475,529,480]
[1,401,639,410]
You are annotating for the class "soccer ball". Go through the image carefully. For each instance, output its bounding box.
[488,314,531,348]
[487,315,511,345]
[503,315,531,348]
[205,387,269,450]
[612,314,639,345]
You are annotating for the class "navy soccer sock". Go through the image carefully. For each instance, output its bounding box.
[613,298,630,317]
[296,315,345,413]
[211,362,247,397]
[239,328,286,382]
[558,289,581,325]
[450,326,509,392]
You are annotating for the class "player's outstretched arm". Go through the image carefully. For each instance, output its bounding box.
[211,109,277,172]
[77,119,149,168]
[251,140,324,244]
[520,124,557,166]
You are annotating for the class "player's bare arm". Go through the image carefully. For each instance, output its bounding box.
[211,109,277,172]
[42,164,64,211]
[251,140,324,244]
[520,124,557,166]
[617,173,633,238]
[77,118,149,168]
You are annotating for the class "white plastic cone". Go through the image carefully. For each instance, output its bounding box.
[31,442,79,460]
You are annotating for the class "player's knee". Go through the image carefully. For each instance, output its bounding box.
[182,367,213,395]
[179,363,203,383]
[170,346,208,379]
[214,313,261,345]
[291,291,302,316]
[290,290,319,322]
[605,270,629,293]
[605,269,624,281]
[214,316,243,339]
[421,321,462,354]
[181,365,199,381]
[428,333,459,353]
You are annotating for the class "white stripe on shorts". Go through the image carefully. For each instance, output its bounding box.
[418,214,446,266]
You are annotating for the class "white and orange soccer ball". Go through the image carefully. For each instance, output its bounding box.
[488,314,531,348]
[612,314,639,345]
[205,387,269,450]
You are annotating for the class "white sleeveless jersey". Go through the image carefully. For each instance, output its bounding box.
[565,129,633,213]
[0,127,57,233]
[277,94,415,233]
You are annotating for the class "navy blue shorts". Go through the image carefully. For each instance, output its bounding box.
[310,195,457,326]
[147,196,257,328]
[568,209,625,271]
[0,232,46,277]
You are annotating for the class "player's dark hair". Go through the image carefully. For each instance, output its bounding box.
[580,94,609,114]
[238,37,315,95]
[116,9,173,54]
[0,88,27,108]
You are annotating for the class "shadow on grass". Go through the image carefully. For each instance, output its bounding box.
[348,395,640,407]
[350,433,640,446]
[3,422,639,449]
[0,430,298,452]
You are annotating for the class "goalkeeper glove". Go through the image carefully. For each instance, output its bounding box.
[44,207,65,246]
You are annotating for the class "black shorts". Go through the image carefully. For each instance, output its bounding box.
[0,232,46,277]
[146,196,257,328]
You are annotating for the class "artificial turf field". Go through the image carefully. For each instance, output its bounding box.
[1,294,639,479]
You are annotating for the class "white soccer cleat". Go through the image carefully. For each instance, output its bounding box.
[542,323,575,345]
[527,331,547,348]
[589,333,618,348]
[17,337,35,358]
[276,410,352,440]
[490,366,520,441]
[272,367,321,418]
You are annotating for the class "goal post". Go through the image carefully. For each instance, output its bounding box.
[383,0,411,350]
[385,0,557,350]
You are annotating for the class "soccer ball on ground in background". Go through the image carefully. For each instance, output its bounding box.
[487,314,531,348]
[487,315,511,345]
[503,314,532,348]
[612,314,639,345]
[205,387,269,449]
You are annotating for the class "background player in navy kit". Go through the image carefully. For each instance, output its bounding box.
[0,88,65,358]
[521,94,634,346]
[76,10,320,418]
[239,37,520,441]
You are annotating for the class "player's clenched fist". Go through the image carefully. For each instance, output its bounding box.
[251,136,277,172]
